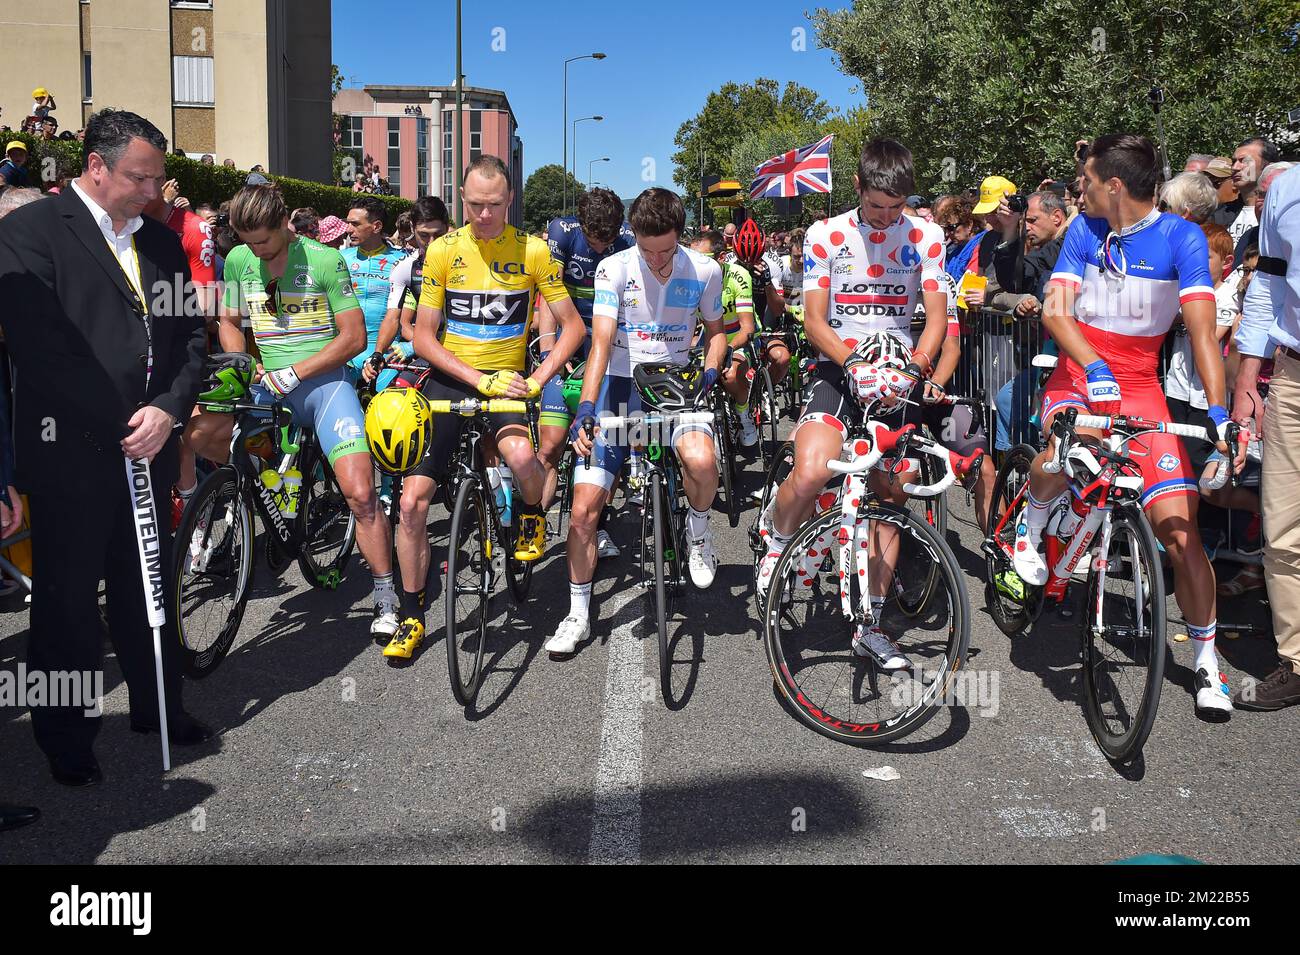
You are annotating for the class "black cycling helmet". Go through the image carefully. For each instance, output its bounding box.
[197,352,254,411]
[633,362,704,412]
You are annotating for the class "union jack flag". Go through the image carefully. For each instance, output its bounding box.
[749,134,833,198]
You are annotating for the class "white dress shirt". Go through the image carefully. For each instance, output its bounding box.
[70,177,146,307]
[1236,165,1300,357]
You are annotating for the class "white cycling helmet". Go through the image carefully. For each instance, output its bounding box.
[851,331,913,370]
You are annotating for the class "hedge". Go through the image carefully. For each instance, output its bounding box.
[3,133,412,221]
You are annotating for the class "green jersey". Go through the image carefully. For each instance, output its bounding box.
[222,237,360,371]
[720,262,753,343]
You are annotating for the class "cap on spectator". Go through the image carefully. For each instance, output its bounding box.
[1204,157,1233,179]
[32,88,48,99]
[246,171,271,186]
[317,215,350,244]
[973,176,1017,214]
[906,194,928,207]
[5,141,27,156]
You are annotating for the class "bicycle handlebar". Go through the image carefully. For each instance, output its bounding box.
[427,398,531,415]
[827,422,984,498]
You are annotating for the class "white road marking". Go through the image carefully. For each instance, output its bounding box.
[589,588,647,865]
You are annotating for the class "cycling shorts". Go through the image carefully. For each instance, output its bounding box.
[539,337,592,429]
[573,374,714,492]
[250,367,368,466]
[1041,364,1196,510]
[793,361,923,440]
[407,368,531,482]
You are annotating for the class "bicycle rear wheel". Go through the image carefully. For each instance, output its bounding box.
[1080,506,1167,762]
[173,468,254,679]
[749,364,779,474]
[445,476,497,705]
[763,502,970,746]
[983,444,1043,636]
[296,442,356,590]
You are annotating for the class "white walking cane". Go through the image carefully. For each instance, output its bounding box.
[125,456,171,772]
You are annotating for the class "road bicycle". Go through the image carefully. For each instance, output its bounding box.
[172,395,356,678]
[983,406,1239,761]
[760,420,982,745]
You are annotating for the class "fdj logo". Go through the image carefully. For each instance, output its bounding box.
[491,261,524,277]
[1156,453,1180,472]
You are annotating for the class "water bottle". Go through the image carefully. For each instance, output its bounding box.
[260,468,286,514]
[281,466,303,519]
[498,464,513,527]
[628,447,644,491]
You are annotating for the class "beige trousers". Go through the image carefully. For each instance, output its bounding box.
[1261,351,1300,673]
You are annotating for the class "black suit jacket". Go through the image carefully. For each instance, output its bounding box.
[0,187,206,492]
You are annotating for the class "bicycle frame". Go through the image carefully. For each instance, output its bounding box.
[221,402,307,558]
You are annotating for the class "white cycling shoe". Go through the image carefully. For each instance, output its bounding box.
[739,417,759,448]
[545,614,590,656]
[852,624,911,671]
[688,531,718,589]
[1012,516,1050,586]
[1194,666,1233,719]
[370,605,399,641]
[596,529,620,559]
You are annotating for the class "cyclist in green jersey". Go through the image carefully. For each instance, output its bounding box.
[691,231,759,446]
[186,185,400,640]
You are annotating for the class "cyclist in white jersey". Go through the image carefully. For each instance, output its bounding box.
[757,139,949,670]
[546,188,727,656]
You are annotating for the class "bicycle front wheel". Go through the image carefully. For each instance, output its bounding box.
[983,443,1043,636]
[1080,505,1167,762]
[446,476,501,705]
[764,502,970,746]
[173,468,254,679]
[296,442,356,590]
[715,402,738,528]
[640,470,677,702]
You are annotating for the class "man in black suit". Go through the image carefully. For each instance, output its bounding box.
[0,109,210,787]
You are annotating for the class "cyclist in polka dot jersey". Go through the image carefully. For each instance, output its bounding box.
[756,139,950,670]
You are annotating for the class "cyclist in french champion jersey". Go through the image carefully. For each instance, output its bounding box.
[184,185,399,640]
[342,195,409,387]
[757,139,950,670]
[1014,133,1242,718]
[535,189,635,528]
[361,196,451,386]
[547,188,727,656]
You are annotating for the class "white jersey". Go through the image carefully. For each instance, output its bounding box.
[779,253,804,309]
[803,209,946,357]
[593,245,724,377]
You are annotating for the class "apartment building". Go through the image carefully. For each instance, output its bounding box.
[1,0,333,183]
[332,83,524,225]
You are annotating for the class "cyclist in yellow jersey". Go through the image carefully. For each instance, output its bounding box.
[379,156,584,660]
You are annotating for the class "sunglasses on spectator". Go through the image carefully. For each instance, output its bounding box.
[939,222,960,234]
[1241,267,1256,276]
[264,278,280,316]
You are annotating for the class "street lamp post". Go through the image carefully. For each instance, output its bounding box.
[572,115,603,201]
[562,53,606,215]
[588,157,610,188]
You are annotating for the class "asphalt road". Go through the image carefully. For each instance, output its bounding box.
[1,424,1296,865]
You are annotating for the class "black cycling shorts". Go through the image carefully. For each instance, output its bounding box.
[408,369,530,481]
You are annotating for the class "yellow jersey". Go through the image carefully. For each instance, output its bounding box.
[418,224,569,371]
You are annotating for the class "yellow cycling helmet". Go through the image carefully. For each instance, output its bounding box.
[365,387,433,475]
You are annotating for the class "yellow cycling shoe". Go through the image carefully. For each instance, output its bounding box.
[382,617,426,659]
[513,512,546,563]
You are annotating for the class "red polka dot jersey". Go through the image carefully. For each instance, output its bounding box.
[802,209,947,359]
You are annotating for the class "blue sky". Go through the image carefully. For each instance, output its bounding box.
[331,1,862,200]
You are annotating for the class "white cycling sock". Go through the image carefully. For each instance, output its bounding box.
[869,594,887,626]
[1020,489,1054,536]
[688,506,710,542]
[372,572,397,609]
[569,580,592,620]
[1189,620,1218,674]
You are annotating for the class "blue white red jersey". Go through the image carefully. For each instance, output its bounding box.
[802,209,946,359]
[1047,210,1214,378]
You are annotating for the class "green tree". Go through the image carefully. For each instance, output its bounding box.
[811,0,1300,196]
[672,79,831,216]
[523,164,586,233]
